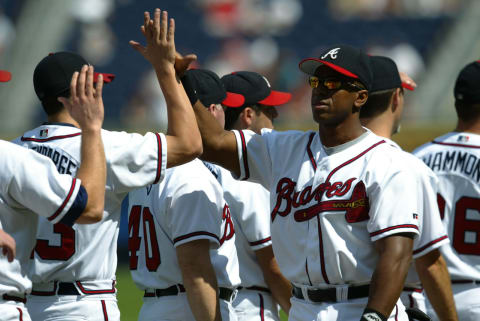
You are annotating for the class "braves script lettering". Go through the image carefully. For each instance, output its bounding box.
[271,178,369,223]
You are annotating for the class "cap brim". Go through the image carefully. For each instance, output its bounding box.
[258,90,292,106]
[299,58,359,79]
[0,70,12,82]
[401,82,415,91]
[222,91,245,108]
[94,72,115,83]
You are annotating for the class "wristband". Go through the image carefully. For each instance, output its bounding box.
[180,74,198,106]
[360,308,387,321]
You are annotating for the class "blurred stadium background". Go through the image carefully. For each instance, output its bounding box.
[1,0,479,319]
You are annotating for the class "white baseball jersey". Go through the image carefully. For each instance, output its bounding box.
[214,165,272,288]
[414,132,480,281]
[0,140,85,296]
[13,123,166,284]
[128,158,240,290]
[232,128,424,286]
[381,138,449,285]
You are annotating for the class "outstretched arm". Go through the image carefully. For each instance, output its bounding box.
[415,249,458,321]
[177,239,222,321]
[59,65,106,224]
[130,9,202,168]
[364,234,414,320]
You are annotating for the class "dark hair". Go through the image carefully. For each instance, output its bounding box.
[224,104,262,130]
[40,90,69,115]
[360,89,396,118]
[455,100,480,121]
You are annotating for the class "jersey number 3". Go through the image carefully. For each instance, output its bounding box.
[128,205,161,271]
[438,194,480,255]
[34,224,75,260]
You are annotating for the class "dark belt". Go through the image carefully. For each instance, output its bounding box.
[2,294,26,303]
[292,284,370,303]
[144,285,235,301]
[238,286,271,294]
[451,279,480,285]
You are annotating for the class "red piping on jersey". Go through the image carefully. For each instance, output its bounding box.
[21,132,81,142]
[432,141,480,149]
[307,132,317,170]
[412,235,448,255]
[239,130,250,180]
[369,224,419,237]
[259,293,265,321]
[305,259,313,286]
[395,304,399,320]
[317,215,330,284]
[17,307,23,321]
[101,300,109,321]
[48,178,77,222]
[249,236,271,247]
[75,280,116,294]
[154,133,162,184]
[173,231,220,244]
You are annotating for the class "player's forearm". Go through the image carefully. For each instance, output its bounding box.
[367,235,413,318]
[415,250,458,321]
[155,65,202,167]
[192,101,240,176]
[183,268,222,321]
[75,128,105,223]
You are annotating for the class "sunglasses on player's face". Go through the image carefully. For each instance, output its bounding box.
[308,76,364,91]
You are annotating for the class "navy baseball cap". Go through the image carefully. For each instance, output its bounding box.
[454,60,480,104]
[299,44,373,91]
[33,52,115,101]
[0,70,11,82]
[185,69,244,107]
[370,56,415,92]
[221,71,292,108]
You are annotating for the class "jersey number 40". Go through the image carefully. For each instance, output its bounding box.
[128,205,161,271]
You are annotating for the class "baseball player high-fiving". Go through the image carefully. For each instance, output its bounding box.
[1,67,107,321]
[13,9,202,321]
[186,44,436,321]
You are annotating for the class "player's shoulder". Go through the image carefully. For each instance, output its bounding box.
[165,159,216,184]
[415,131,480,155]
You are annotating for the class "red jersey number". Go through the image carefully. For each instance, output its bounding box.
[34,224,75,261]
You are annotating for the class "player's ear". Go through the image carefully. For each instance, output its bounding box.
[354,90,368,108]
[391,89,400,112]
[240,107,254,127]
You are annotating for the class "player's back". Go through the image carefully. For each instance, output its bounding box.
[414,131,480,280]
[128,158,240,290]
[13,124,165,284]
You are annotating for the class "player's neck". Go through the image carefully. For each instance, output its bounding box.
[455,120,480,135]
[47,110,80,128]
[318,119,366,147]
[360,115,393,140]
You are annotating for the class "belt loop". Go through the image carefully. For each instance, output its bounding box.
[301,286,311,303]
[336,285,348,302]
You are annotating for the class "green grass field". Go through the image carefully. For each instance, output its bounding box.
[116,264,288,321]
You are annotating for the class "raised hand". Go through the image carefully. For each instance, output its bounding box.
[130,9,176,71]
[58,65,104,132]
[0,229,16,262]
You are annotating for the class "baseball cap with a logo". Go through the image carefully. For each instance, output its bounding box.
[0,70,11,82]
[370,56,415,92]
[220,71,292,108]
[33,52,115,101]
[184,69,244,107]
[299,44,373,91]
[454,60,480,104]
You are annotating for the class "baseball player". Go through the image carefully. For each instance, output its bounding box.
[359,56,457,321]
[13,10,202,321]
[180,44,437,321]
[127,68,243,321]
[185,68,293,320]
[1,67,107,320]
[413,60,480,321]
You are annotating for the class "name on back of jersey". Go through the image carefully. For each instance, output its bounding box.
[421,149,480,182]
[31,144,79,175]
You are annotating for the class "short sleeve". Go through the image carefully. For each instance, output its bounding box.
[4,145,82,224]
[169,173,223,248]
[368,170,421,242]
[105,131,167,193]
[232,129,272,188]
